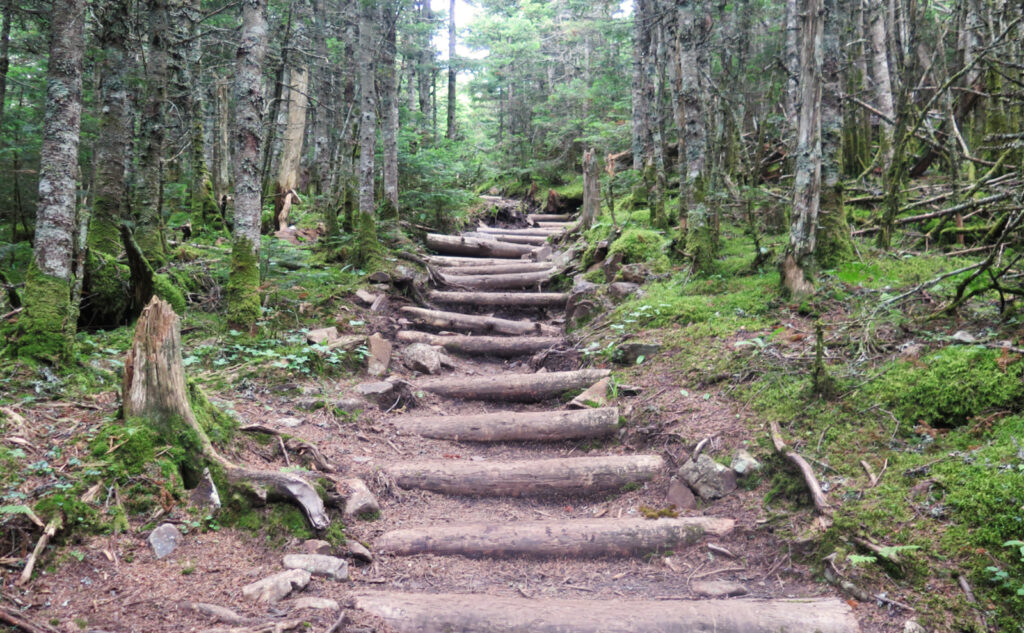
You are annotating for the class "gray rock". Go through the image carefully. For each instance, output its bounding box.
[306,327,339,345]
[347,541,373,564]
[568,377,609,409]
[241,569,311,603]
[679,454,737,500]
[335,398,364,413]
[367,333,392,377]
[602,251,624,280]
[342,478,380,519]
[691,580,748,597]
[618,263,652,284]
[730,449,761,477]
[903,620,927,633]
[567,299,600,329]
[608,282,641,299]
[301,539,332,556]
[148,523,182,559]
[189,602,244,624]
[402,343,442,374]
[292,597,340,611]
[277,416,303,428]
[367,271,391,283]
[666,478,697,510]
[282,554,349,580]
[613,342,660,365]
[188,468,221,511]
[354,289,380,306]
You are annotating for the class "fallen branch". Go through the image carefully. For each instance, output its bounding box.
[240,424,335,473]
[769,422,832,519]
[823,555,914,611]
[0,606,59,633]
[18,515,62,585]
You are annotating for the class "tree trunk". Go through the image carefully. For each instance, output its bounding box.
[425,233,539,259]
[386,454,663,497]
[434,261,556,275]
[377,517,734,559]
[228,0,269,330]
[380,1,400,221]
[782,0,800,122]
[124,297,330,530]
[417,0,434,140]
[580,148,600,230]
[414,368,611,402]
[212,77,231,214]
[395,331,563,357]
[14,0,86,364]
[631,0,653,170]
[446,0,456,140]
[394,407,619,442]
[438,270,555,291]
[781,0,824,297]
[0,0,12,134]
[355,1,379,262]
[274,0,312,231]
[401,306,561,337]
[867,0,895,172]
[678,1,713,271]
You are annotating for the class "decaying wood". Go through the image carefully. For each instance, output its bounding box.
[349,591,862,633]
[395,331,564,357]
[436,262,555,275]
[18,516,61,586]
[439,269,555,290]
[400,306,560,337]
[239,424,335,473]
[198,618,307,633]
[428,290,567,307]
[0,606,59,633]
[393,407,619,442]
[415,368,610,402]
[426,233,538,259]
[376,517,734,558]
[386,454,663,496]
[123,298,329,530]
[769,421,832,519]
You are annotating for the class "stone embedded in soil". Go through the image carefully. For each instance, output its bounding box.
[609,282,641,299]
[348,541,373,564]
[277,416,302,428]
[282,554,349,580]
[618,263,652,283]
[367,333,392,377]
[242,569,311,603]
[190,602,245,624]
[903,620,927,633]
[679,454,737,500]
[666,478,697,510]
[301,539,332,556]
[341,478,380,519]
[613,342,661,365]
[354,289,380,306]
[731,449,761,477]
[568,377,609,409]
[292,596,340,611]
[691,580,749,597]
[336,397,365,413]
[148,523,182,559]
[307,327,339,345]
[368,271,391,283]
[402,343,442,374]
[188,467,221,510]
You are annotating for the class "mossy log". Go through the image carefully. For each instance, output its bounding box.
[123,297,329,530]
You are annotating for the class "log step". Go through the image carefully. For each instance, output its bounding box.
[463,231,550,246]
[536,221,574,229]
[426,256,530,267]
[385,454,663,496]
[393,407,619,442]
[415,368,610,402]
[427,290,568,308]
[528,213,572,221]
[477,226,565,236]
[376,517,734,558]
[426,233,539,259]
[439,269,555,290]
[400,306,560,337]
[436,262,555,275]
[396,331,563,357]
[350,592,862,633]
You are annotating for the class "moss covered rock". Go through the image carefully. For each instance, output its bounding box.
[608,229,670,273]
[81,251,131,328]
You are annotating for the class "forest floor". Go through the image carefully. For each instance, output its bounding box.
[2,197,1023,633]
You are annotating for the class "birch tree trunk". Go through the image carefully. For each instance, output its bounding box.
[446,0,457,140]
[0,0,11,134]
[211,77,231,219]
[417,1,434,141]
[228,0,269,330]
[867,0,895,172]
[274,0,312,231]
[781,0,824,297]
[15,0,86,363]
[630,0,652,170]
[380,1,400,221]
[355,0,379,263]
[782,0,800,122]
[579,148,600,230]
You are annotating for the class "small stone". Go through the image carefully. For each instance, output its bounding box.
[367,271,391,283]
[402,343,442,374]
[618,263,651,284]
[903,620,927,633]
[242,569,311,603]
[307,327,339,345]
[277,416,302,428]
[602,251,624,280]
[666,478,697,510]
[608,282,641,299]
[691,580,748,597]
[188,468,221,511]
[148,523,182,559]
[335,398,364,413]
[282,554,349,580]
[613,342,660,365]
[325,334,366,352]
[301,539,332,556]
[190,602,244,624]
[341,478,380,519]
[347,541,373,564]
[354,289,379,306]
[292,597,340,611]
[367,333,392,377]
[730,449,761,477]
[679,454,737,500]
[951,330,976,343]
[568,377,609,409]
[356,380,392,399]
[530,245,553,262]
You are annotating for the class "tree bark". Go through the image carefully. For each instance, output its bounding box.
[377,517,734,559]
[228,0,269,330]
[380,1,400,220]
[631,0,653,169]
[438,269,555,291]
[446,0,456,140]
[15,0,86,364]
[394,407,619,442]
[395,331,563,357]
[350,592,861,633]
[400,306,560,337]
[462,232,550,246]
[427,290,567,307]
[414,368,611,402]
[580,148,600,230]
[274,0,312,231]
[867,0,895,172]
[782,0,800,122]
[426,234,540,259]
[355,1,379,261]
[386,454,663,497]
[0,0,12,134]
[212,77,231,212]
[435,262,555,275]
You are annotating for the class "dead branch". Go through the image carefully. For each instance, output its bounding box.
[18,515,62,586]
[823,556,914,611]
[769,421,832,519]
[0,606,59,633]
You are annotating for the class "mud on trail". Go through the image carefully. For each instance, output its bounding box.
[2,217,876,633]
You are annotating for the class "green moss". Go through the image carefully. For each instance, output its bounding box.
[188,381,237,446]
[35,494,99,532]
[353,211,382,268]
[816,187,854,269]
[153,273,186,314]
[321,520,347,546]
[82,251,130,326]
[13,263,75,364]
[87,216,121,258]
[89,422,160,475]
[607,228,670,273]
[685,204,716,273]
[227,238,261,329]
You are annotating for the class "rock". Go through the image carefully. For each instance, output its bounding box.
[691,580,748,597]
[608,282,641,299]
[354,289,380,306]
[148,523,182,560]
[188,468,221,511]
[367,271,391,283]
[335,398,364,413]
[951,330,976,343]
[392,265,416,283]
[282,554,349,580]
[190,602,245,625]
[277,416,302,428]
[567,299,600,329]
[666,478,697,510]
[618,263,651,284]
[367,333,392,377]
[679,454,737,500]
[613,342,660,365]
[241,569,311,603]
[301,539,332,556]
[602,251,624,280]
[903,620,927,633]
[347,541,373,564]
[530,245,553,262]
[341,478,380,519]
[568,377,609,409]
[292,597,340,611]
[326,334,365,352]
[402,343,442,374]
[730,449,761,477]
[356,379,415,410]
[307,327,339,345]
